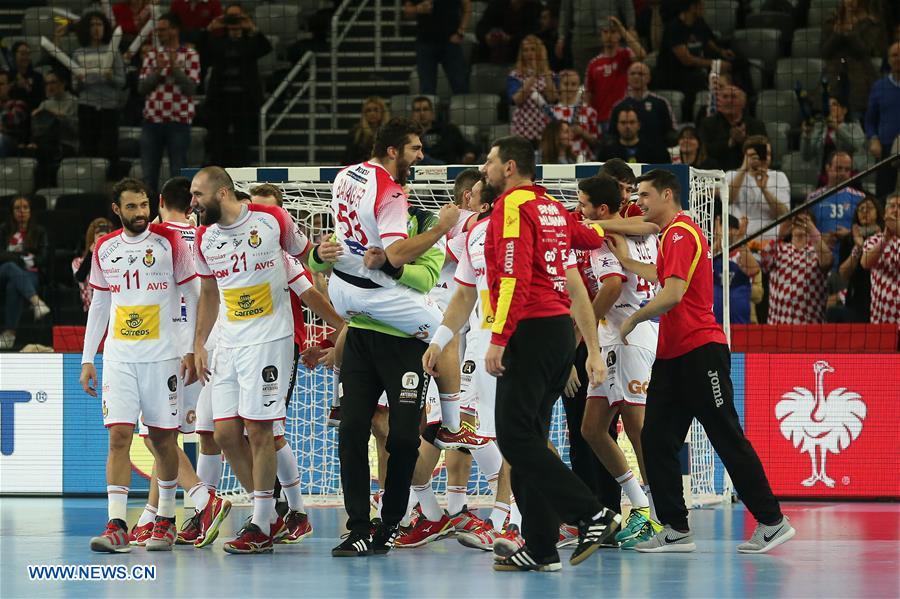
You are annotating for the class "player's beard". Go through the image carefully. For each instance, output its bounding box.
[199,200,222,225]
[483,181,502,203]
[396,156,412,186]
[122,213,149,235]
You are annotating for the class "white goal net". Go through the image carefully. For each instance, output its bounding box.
[217,163,731,508]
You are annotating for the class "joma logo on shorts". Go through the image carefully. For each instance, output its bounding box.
[708,370,724,407]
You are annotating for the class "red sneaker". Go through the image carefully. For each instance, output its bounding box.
[176,512,202,545]
[395,513,453,548]
[434,422,492,450]
[453,512,500,551]
[129,521,153,546]
[493,524,525,558]
[271,515,288,542]
[91,520,131,553]
[278,510,313,544]
[557,523,579,548]
[145,518,177,551]
[223,523,273,554]
[194,493,232,548]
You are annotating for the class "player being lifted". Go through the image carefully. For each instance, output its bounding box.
[191,166,315,554]
[82,178,199,553]
[577,174,662,549]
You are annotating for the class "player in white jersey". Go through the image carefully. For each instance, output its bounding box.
[81,178,199,553]
[130,177,231,549]
[191,166,315,554]
[577,174,662,549]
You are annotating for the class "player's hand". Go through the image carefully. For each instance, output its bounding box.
[180,353,198,386]
[563,366,580,398]
[607,234,629,262]
[585,350,606,387]
[869,137,882,159]
[319,347,337,369]
[301,345,327,369]
[194,346,212,384]
[363,247,387,269]
[485,343,506,377]
[620,316,636,345]
[80,363,98,397]
[422,343,441,377]
[316,240,343,262]
[437,203,461,233]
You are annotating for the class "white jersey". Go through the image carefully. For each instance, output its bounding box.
[90,224,196,362]
[194,204,310,349]
[431,210,474,307]
[591,234,660,352]
[330,161,410,287]
[453,216,492,354]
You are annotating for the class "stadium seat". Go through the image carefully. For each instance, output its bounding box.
[21,7,58,39]
[449,94,499,128]
[748,58,766,91]
[745,11,795,49]
[0,158,37,195]
[470,63,511,97]
[35,187,82,211]
[390,94,439,117]
[56,193,111,230]
[755,89,800,125]
[732,29,782,65]
[808,0,839,27]
[117,126,142,157]
[692,90,711,122]
[704,1,738,38]
[458,125,480,147]
[775,58,824,96]
[189,127,207,167]
[129,158,170,185]
[769,121,791,166]
[655,90,685,124]
[257,35,289,76]
[56,158,109,195]
[791,28,822,58]
[781,151,819,190]
[409,69,453,99]
[488,123,510,142]
[254,4,301,44]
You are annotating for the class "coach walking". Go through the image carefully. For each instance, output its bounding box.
[618,169,795,554]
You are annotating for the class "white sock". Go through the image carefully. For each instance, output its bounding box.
[375,490,384,519]
[414,482,443,522]
[137,504,157,526]
[157,478,177,518]
[252,490,275,530]
[616,470,649,508]
[400,488,419,526]
[196,452,222,492]
[645,485,658,522]
[276,444,305,513]
[439,392,461,430]
[471,442,503,479]
[107,485,129,522]
[187,482,211,513]
[489,501,510,528]
[447,485,467,516]
[509,495,522,528]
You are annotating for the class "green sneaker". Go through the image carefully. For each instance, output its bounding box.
[620,521,654,550]
[615,508,650,544]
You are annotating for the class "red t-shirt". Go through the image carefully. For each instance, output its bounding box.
[170,0,223,31]
[585,47,634,122]
[485,185,593,346]
[656,212,726,359]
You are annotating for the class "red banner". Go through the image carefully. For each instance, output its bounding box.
[744,354,900,498]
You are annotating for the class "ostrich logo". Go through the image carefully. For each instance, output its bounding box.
[775,360,866,488]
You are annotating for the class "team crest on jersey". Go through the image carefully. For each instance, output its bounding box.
[248,229,262,248]
[126,312,143,329]
[143,248,155,267]
[238,294,254,310]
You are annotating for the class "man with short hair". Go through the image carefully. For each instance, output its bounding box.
[607,62,676,147]
[699,84,766,172]
[249,183,284,206]
[598,108,670,164]
[410,96,476,164]
[806,151,866,261]
[32,69,78,156]
[864,41,900,197]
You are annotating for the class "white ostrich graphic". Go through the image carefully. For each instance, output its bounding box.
[774,360,866,488]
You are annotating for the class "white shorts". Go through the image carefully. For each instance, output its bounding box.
[180,381,201,434]
[376,378,441,425]
[587,344,655,407]
[459,355,496,438]
[211,336,293,422]
[195,370,215,434]
[101,359,181,430]
[329,275,444,342]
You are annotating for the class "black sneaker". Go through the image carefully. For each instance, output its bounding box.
[493,545,562,572]
[332,530,373,557]
[571,508,623,565]
[371,521,400,555]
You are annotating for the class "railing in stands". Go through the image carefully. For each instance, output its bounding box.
[258,51,317,165]
[331,0,383,129]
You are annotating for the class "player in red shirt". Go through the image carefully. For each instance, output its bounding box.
[617,169,794,554]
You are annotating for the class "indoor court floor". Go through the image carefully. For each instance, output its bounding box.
[1,498,897,598]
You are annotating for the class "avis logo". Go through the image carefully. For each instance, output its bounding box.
[775,360,866,488]
[0,391,31,455]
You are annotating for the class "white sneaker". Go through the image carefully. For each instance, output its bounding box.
[0,332,14,350]
[32,300,50,321]
[737,516,795,554]
[633,524,696,553]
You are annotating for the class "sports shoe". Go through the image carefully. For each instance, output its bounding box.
[326,406,341,427]
[91,519,131,553]
[129,521,153,546]
[271,515,288,542]
[145,517,177,551]
[737,516,795,554]
[195,494,232,548]
[633,524,696,553]
[332,530,372,557]
[615,507,651,544]
[279,510,313,544]
[395,513,452,548]
[371,520,401,555]
[223,523,274,554]
[493,546,562,572]
[176,512,202,545]
[32,300,50,321]
[434,422,492,450]
[557,523,579,548]
[570,508,623,565]
[493,524,525,558]
[452,509,498,551]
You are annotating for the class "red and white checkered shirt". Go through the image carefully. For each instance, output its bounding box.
[549,103,600,161]
[761,241,828,324]
[863,232,900,324]
[140,46,200,124]
[509,69,554,143]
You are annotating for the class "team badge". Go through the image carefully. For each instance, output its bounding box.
[238,294,254,310]
[126,312,143,329]
[248,229,261,248]
[402,372,420,389]
[167,375,178,393]
[262,365,279,383]
[143,248,155,267]
[606,350,617,368]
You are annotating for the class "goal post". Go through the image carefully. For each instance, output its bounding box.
[193,163,731,507]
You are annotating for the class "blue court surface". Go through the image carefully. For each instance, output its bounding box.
[1,498,897,598]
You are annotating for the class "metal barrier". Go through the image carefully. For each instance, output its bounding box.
[330,0,383,129]
[258,51,317,165]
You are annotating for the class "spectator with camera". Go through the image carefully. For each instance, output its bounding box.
[727,136,790,244]
[800,95,866,180]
